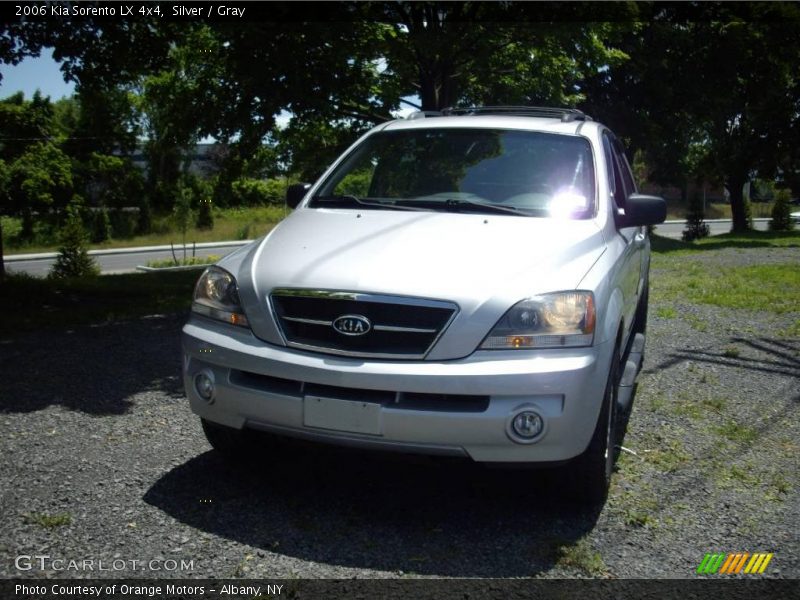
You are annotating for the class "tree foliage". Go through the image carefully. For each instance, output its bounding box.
[770,189,795,231]
[7,142,73,216]
[585,4,800,232]
[2,3,800,246]
[49,207,99,279]
[90,207,111,243]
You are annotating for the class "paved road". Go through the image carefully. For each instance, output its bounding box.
[657,218,769,239]
[4,242,248,277]
[3,219,770,276]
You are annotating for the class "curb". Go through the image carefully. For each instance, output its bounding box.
[136,264,212,272]
[4,240,253,262]
[662,218,770,225]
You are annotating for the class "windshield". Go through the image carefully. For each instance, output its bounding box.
[312,128,596,218]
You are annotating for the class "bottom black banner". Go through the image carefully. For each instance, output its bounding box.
[2,579,799,600]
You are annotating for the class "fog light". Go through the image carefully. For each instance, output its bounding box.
[507,409,544,444]
[194,371,215,403]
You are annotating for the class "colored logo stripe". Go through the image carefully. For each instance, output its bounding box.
[698,553,774,575]
[744,553,774,574]
[697,553,726,574]
[719,553,749,574]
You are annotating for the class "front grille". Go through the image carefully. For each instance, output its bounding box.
[270,289,458,359]
[230,370,489,413]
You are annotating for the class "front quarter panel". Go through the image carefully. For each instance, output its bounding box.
[578,226,625,348]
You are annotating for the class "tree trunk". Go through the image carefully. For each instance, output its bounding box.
[419,70,441,111]
[727,175,750,232]
[419,64,457,111]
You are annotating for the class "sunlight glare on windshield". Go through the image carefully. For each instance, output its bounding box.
[548,188,588,219]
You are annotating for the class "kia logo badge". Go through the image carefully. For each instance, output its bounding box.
[332,315,372,336]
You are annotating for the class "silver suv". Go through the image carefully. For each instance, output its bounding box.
[182,106,666,503]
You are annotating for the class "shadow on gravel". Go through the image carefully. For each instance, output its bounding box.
[0,315,184,414]
[144,441,602,577]
[652,336,800,378]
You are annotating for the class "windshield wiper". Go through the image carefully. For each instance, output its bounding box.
[400,197,531,216]
[311,194,421,211]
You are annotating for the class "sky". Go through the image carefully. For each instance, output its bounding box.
[0,49,75,101]
[0,49,418,128]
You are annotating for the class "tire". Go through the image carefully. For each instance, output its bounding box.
[201,418,254,460]
[565,343,621,506]
[633,280,649,336]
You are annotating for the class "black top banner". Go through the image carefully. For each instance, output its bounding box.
[3,1,800,24]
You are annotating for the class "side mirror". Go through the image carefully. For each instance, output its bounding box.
[620,193,666,227]
[286,183,311,209]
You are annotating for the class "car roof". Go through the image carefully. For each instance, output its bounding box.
[379,114,602,136]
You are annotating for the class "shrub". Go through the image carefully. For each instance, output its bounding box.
[770,188,794,231]
[146,254,220,268]
[137,198,152,235]
[49,208,99,279]
[235,223,251,240]
[20,209,35,241]
[231,178,286,206]
[682,192,710,241]
[196,198,214,229]
[109,209,136,238]
[90,208,111,243]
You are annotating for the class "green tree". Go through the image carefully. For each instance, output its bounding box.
[587,7,800,232]
[90,207,111,243]
[0,91,54,162]
[172,186,194,260]
[770,189,794,231]
[6,142,73,239]
[80,152,144,210]
[49,207,99,279]
[0,93,64,271]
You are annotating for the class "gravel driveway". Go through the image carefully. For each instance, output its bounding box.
[1,246,798,580]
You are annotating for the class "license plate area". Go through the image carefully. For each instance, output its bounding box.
[303,395,383,436]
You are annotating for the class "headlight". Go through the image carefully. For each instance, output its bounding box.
[192,266,249,327]
[480,291,595,349]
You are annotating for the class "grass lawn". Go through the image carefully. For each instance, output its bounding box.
[650,229,800,336]
[2,206,286,255]
[651,228,800,253]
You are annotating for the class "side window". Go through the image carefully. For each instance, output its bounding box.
[602,133,626,209]
[613,138,637,198]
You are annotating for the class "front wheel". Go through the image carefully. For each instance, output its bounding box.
[564,344,620,506]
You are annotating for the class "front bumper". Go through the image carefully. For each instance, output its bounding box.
[182,316,613,463]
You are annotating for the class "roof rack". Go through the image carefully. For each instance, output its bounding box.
[440,106,592,122]
[406,110,443,120]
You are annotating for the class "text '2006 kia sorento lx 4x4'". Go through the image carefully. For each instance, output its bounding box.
[183,106,666,504]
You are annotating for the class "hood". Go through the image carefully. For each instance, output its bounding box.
[236,207,606,358]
